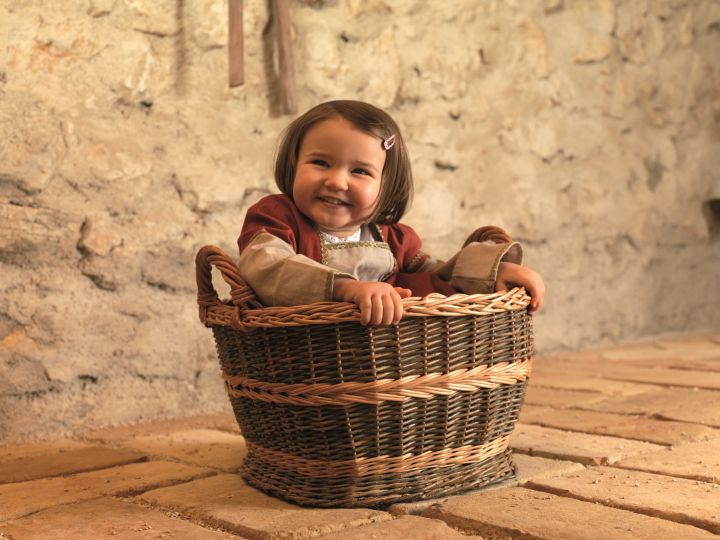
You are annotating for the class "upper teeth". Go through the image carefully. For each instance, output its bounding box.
[323,198,344,205]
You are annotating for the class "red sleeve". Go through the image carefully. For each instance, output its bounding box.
[384,222,430,272]
[238,195,300,254]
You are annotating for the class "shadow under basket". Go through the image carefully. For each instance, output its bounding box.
[196,245,534,508]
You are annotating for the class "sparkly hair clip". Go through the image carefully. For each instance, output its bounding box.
[382,134,396,151]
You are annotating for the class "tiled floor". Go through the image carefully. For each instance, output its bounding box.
[1,332,719,539]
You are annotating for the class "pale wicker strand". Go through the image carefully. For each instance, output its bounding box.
[246,436,510,479]
[228,287,531,330]
[225,358,532,406]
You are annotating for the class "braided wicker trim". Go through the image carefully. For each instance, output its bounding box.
[228,287,531,330]
[245,435,510,478]
[225,358,532,406]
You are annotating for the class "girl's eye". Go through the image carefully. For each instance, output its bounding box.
[352,168,371,176]
[311,159,329,167]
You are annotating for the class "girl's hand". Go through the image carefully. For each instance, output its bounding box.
[333,279,412,325]
[496,262,546,315]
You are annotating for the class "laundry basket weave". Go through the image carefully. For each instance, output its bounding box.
[196,245,533,507]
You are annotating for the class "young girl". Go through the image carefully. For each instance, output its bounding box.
[238,100,545,325]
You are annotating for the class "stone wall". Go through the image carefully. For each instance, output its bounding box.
[2,0,719,441]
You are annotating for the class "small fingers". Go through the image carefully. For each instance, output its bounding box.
[370,294,384,326]
[392,291,404,325]
[529,298,543,314]
[527,281,546,315]
[381,294,395,326]
[394,287,412,299]
[359,295,372,325]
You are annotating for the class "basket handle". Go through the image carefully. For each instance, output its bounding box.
[195,245,264,324]
[462,226,512,248]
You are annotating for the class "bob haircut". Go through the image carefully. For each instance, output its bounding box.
[274,100,413,224]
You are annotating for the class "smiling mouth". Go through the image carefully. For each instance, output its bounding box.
[318,196,350,206]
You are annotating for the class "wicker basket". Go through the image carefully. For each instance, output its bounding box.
[196,245,533,507]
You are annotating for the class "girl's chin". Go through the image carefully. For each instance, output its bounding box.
[312,214,354,230]
[316,222,361,237]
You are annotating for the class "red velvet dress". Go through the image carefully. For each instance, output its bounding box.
[238,194,458,297]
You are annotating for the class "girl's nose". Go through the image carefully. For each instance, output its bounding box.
[324,169,348,190]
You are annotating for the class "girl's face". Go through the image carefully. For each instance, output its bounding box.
[292,116,386,237]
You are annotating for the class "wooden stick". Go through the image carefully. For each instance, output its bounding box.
[273,0,297,114]
[228,0,244,87]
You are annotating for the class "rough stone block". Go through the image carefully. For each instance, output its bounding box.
[386,496,451,518]
[593,343,667,361]
[620,357,720,372]
[0,198,80,264]
[574,34,613,64]
[616,438,720,483]
[0,355,50,396]
[578,388,720,427]
[0,497,237,539]
[655,335,720,355]
[316,515,482,539]
[536,361,720,390]
[77,212,123,257]
[526,466,720,534]
[511,424,665,465]
[0,126,59,194]
[0,461,210,521]
[388,454,584,516]
[513,453,586,484]
[386,479,511,518]
[524,386,606,408]
[0,439,88,461]
[519,405,719,445]
[81,413,240,443]
[422,486,717,539]
[137,473,391,538]
[534,351,604,365]
[116,429,246,471]
[591,337,720,371]
[0,440,146,483]
[529,371,657,396]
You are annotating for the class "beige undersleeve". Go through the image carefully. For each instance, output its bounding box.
[238,232,395,307]
[239,232,524,305]
[420,240,524,294]
[238,232,354,306]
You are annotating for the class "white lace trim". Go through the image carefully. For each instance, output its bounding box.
[318,228,362,244]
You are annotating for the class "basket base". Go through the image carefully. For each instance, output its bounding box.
[240,449,517,508]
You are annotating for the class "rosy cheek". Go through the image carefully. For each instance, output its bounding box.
[358,182,381,205]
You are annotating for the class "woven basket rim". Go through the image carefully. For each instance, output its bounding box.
[204,287,530,330]
[244,287,528,315]
[196,245,531,330]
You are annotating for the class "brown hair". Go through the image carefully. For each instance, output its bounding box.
[274,100,413,224]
